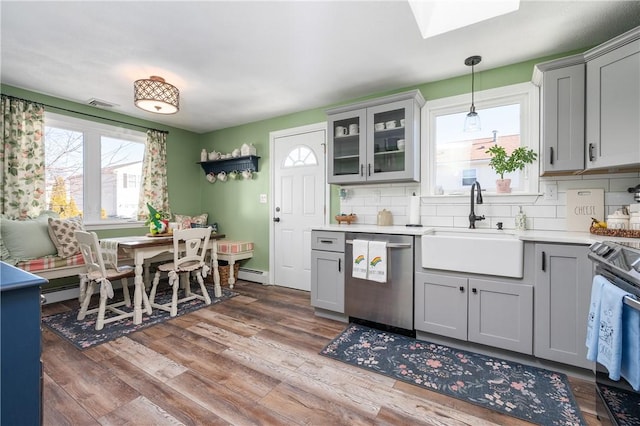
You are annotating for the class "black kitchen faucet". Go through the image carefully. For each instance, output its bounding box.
[469,180,485,229]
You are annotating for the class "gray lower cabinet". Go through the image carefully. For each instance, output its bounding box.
[415,271,533,355]
[311,231,345,313]
[534,243,593,369]
[415,272,467,340]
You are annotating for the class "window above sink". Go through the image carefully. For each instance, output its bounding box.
[421,82,540,197]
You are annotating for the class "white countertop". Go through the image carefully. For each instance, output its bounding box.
[313,224,640,245]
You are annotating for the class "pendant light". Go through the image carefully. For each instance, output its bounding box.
[464,55,481,132]
[134,76,180,114]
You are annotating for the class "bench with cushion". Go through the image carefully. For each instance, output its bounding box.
[1,212,87,284]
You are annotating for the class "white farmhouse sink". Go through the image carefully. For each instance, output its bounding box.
[421,229,524,278]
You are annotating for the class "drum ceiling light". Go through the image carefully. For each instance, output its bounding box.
[133,76,179,114]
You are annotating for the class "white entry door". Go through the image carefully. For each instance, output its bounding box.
[271,123,326,291]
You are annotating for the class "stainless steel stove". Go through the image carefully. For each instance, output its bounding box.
[588,240,640,425]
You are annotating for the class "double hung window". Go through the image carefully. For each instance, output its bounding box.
[44,113,146,224]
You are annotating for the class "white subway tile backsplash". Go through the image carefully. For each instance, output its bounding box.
[423,216,455,227]
[605,192,635,209]
[338,175,633,231]
[518,205,557,218]
[557,179,609,191]
[478,205,512,217]
[420,204,437,216]
[556,206,566,218]
[390,196,411,206]
[610,176,640,192]
[436,205,469,216]
[531,217,566,231]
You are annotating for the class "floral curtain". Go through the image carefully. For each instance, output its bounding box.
[137,129,171,220]
[0,95,46,218]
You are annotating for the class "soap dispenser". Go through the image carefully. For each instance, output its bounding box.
[515,206,527,230]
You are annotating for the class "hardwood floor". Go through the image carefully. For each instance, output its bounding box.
[42,280,602,425]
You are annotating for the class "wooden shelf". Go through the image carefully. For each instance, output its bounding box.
[198,155,260,175]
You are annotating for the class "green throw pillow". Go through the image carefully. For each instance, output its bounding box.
[0,212,59,262]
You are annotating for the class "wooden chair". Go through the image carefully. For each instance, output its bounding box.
[149,227,213,317]
[75,230,135,330]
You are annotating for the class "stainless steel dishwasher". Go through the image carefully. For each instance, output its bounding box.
[345,233,414,333]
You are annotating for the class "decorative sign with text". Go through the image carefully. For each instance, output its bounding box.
[566,189,604,232]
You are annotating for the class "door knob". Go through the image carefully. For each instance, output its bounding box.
[273,217,280,222]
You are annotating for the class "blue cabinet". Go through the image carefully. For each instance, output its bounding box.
[1,261,47,425]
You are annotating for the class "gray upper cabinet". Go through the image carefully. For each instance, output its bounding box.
[585,27,640,170]
[534,243,593,369]
[327,90,425,184]
[533,26,640,174]
[533,54,585,175]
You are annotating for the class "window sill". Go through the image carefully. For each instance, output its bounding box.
[84,221,146,231]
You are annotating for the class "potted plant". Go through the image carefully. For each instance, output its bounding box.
[486,145,537,193]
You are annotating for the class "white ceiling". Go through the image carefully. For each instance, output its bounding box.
[2,1,639,134]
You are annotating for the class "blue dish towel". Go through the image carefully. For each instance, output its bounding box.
[621,301,640,391]
[586,275,606,361]
[596,279,631,381]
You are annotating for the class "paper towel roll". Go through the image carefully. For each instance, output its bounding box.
[408,195,420,225]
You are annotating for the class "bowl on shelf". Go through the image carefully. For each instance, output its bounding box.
[335,214,357,225]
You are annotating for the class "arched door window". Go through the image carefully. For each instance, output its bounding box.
[282,145,318,168]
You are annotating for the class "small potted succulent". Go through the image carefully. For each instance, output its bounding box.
[486,145,537,193]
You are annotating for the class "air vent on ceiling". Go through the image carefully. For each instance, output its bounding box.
[87,98,118,108]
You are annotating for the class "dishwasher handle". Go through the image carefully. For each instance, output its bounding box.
[346,240,411,248]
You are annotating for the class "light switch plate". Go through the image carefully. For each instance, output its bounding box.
[259,194,268,204]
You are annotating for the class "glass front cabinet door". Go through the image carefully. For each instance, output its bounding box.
[327,90,425,184]
[327,109,367,183]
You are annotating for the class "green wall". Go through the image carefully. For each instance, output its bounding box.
[1,48,584,275]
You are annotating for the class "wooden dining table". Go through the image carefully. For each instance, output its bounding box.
[101,232,226,325]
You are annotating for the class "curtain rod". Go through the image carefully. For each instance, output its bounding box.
[2,94,169,134]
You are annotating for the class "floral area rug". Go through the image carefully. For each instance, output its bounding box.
[598,383,640,426]
[42,283,237,350]
[321,323,586,426]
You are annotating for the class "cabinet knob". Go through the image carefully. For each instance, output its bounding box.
[459,286,465,292]
[472,288,477,294]
[273,217,280,223]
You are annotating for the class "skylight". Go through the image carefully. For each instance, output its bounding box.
[408,0,520,39]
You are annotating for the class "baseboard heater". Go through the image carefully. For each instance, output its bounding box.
[238,267,268,284]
